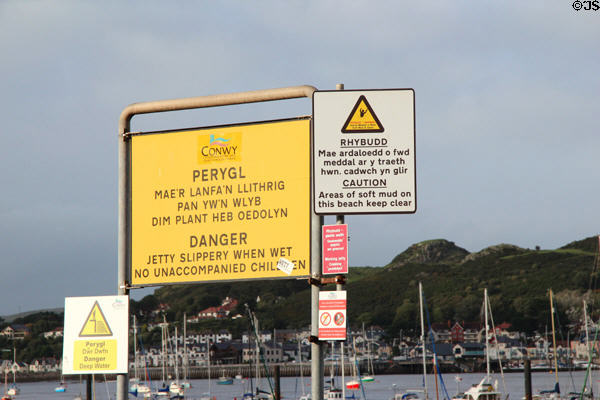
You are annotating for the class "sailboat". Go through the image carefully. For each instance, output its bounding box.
[392,283,430,400]
[538,289,561,400]
[462,289,502,400]
[6,346,19,396]
[217,368,234,385]
[576,300,595,400]
[297,336,311,400]
[243,305,274,400]
[129,316,151,396]
[360,325,375,383]
[180,313,192,389]
[199,338,213,400]
[346,337,360,391]
[169,326,185,397]
[154,318,170,397]
[324,341,344,400]
[2,370,12,400]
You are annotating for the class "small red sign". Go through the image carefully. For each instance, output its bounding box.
[322,224,348,275]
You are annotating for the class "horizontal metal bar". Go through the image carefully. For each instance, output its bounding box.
[119,85,317,135]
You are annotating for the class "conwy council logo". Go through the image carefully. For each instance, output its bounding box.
[197,132,241,163]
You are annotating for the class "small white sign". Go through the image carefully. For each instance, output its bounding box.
[313,89,416,214]
[62,295,129,375]
[276,257,295,275]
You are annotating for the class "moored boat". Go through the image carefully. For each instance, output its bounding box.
[2,371,12,400]
[346,380,360,390]
[325,387,343,400]
[54,382,67,393]
[462,289,505,400]
[391,390,426,400]
[217,369,234,385]
[217,376,234,385]
[5,385,18,397]
[463,377,501,400]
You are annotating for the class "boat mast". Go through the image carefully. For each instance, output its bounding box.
[369,326,375,377]
[330,341,335,387]
[161,317,167,385]
[174,327,179,384]
[298,335,306,397]
[549,289,560,389]
[254,314,261,390]
[12,341,17,386]
[419,282,428,400]
[484,288,490,380]
[208,336,212,396]
[584,300,590,357]
[341,340,346,400]
[133,315,138,381]
[583,301,591,394]
[183,313,188,382]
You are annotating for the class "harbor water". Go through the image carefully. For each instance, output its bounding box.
[5,371,600,400]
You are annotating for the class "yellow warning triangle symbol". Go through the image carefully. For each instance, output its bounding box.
[79,301,113,337]
[341,95,384,133]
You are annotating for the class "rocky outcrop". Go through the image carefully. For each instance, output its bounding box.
[461,243,526,264]
[387,239,470,268]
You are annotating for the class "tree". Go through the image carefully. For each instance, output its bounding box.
[392,299,416,332]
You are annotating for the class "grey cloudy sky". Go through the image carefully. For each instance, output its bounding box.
[1,1,598,316]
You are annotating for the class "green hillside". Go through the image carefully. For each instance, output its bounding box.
[142,236,600,337]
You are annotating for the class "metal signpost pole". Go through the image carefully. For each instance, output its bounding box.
[311,85,325,399]
[116,108,131,400]
[118,85,317,400]
[335,83,345,399]
[335,82,345,293]
[311,210,324,400]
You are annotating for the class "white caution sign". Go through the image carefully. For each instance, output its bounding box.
[318,291,347,340]
[62,296,129,375]
[313,89,416,214]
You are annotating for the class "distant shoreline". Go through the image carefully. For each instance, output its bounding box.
[14,362,554,383]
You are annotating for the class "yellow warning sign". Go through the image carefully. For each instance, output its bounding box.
[341,95,384,133]
[79,301,113,337]
[130,119,311,286]
[73,339,117,371]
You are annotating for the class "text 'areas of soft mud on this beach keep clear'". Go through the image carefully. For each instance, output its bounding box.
[316,137,414,211]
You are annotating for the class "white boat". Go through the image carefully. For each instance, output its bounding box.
[5,385,18,397]
[463,377,501,400]
[136,384,151,395]
[169,326,185,396]
[325,387,343,400]
[451,376,466,400]
[169,381,184,397]
[130,317,153,396]
[2,370,12,400]
[463,289,505,400]
[7,347,20,396]
[391,389,426,400]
